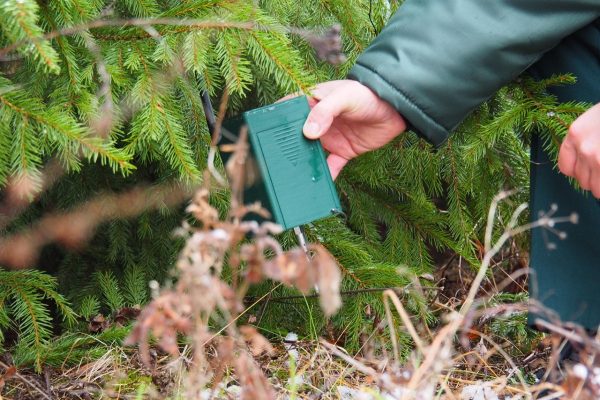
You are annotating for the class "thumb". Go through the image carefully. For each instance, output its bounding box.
[303,91,351,139]
[558,138,577,177]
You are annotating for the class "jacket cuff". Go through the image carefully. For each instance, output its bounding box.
[348,63,450,147]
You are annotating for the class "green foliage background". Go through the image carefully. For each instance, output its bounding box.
[0,0,588,368]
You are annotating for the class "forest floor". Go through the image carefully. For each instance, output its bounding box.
[2,248,598,399]
[0,335,554,399]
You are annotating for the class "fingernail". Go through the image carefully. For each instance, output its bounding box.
[303,121,320,138]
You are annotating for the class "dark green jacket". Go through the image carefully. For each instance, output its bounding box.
[349,1,600,329]
[349,0,599,146]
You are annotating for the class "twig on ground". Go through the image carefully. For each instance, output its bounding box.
[534,319,600,353]
[0,361,52,400]
[319,340,380,380]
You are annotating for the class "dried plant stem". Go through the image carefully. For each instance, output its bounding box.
[404,191,573,397]
[439,378,459,400]
[0,19,255,58]
[0,159,64,230]
[462,194,529,315]
[406,316,460,392]
[0,182,190,268]
[383,293,401,365]
[484,190,517,253]
[207,89,231,187]
[464,329,528,390]
[383,289,425,358]
[319,340,380,380]
[534,319,600,353]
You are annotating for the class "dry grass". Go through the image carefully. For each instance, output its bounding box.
[3,329,594,399]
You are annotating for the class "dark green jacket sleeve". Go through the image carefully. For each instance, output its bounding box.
[347,1,600,146]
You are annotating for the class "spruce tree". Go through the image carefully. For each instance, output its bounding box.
[0,0,587,357]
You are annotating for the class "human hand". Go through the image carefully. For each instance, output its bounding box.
[300,80,406,179]
[558,103,600,197]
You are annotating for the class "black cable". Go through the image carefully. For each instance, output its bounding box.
[244,286,441,305]
[200,89,216,135]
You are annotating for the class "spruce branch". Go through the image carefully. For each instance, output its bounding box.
[0,80,134,174]
[0,0,61,73]
[121,0,160,17]
[96,270,124,312]
[0,269,76,372]
[78,295,100,320]
[161,0,222,18]
[214,31,252,96]
[123,265,148,306]
[247,30,312,93]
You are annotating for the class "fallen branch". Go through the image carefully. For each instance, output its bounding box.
[0,361,52,400]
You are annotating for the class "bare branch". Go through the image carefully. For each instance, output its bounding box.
[0,18,255,59]
[0,182,191,268]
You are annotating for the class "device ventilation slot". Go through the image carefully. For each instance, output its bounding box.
[264,122,304,165]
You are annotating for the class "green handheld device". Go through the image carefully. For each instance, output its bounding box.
[220,96,342,230]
